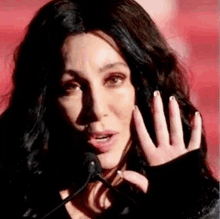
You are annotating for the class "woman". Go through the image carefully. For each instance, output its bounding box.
[0,0,218,218]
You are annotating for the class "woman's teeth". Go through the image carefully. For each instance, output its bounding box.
[87,133,118,153]
[95,135,110,142]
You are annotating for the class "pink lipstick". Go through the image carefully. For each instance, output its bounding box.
[87,130,118,153]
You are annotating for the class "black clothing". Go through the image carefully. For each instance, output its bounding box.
[102,149,219,219]
[1,149,219,219]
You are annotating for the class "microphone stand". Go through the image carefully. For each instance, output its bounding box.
[39,171,93,219]
[39,153,137,219]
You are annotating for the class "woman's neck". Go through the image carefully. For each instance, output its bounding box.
[60,181,111,219]
[59,167,124,219]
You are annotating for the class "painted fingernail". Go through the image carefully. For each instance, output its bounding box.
[195,111,200,116]
[192,112,200,127]
[153,90,160,97]
[169,96,175,101]
[117,170,123,178]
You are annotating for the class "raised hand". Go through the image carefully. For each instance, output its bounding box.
[118,91,202,193]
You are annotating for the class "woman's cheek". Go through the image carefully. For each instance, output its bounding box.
[57,97,82,127]
[112,85,135,122]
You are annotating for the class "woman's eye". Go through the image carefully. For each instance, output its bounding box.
[61,82,81,94]
[105,74,125,87]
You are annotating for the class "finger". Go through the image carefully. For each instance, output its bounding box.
[188,112,202,151]
[117,170,148,193]
[133,105,155,156]
[169,96,184,146]
[153,91,169,146]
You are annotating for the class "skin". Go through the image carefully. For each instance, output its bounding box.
[58,32,135,171]
[58,31,135,218]
[57,32,202,218]
[122,92,201,193]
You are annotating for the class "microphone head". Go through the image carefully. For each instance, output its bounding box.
[52,151,102,189]
[82,152,102,181]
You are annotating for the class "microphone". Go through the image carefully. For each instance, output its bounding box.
[83,153,137,206]
[40,152,137,219]
[40,152,101,219]
[81,152,102,181]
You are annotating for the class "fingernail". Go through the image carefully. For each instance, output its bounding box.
[153,90,160,97]
[117,170,123,178]
[192,111,200,127]
[169,96,175,101]
[195,111,200,116]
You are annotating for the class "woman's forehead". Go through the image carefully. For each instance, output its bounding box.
[62,30,121,58]
[61,31,129,75]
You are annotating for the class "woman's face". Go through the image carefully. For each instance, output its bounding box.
[57,32,135,170]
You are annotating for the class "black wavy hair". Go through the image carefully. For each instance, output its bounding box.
[0,0,217,218]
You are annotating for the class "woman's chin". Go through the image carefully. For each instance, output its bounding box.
[97,152,121,171]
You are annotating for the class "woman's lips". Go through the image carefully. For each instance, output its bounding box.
[87,131,118,153]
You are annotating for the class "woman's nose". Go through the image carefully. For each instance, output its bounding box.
[84,86,108,121]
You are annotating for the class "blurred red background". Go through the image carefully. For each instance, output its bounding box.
[0,0,218,178]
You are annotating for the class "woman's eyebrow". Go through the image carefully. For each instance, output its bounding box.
[61,70,85,82]
[62,69,79,77]
[63,62,129,76]
[99,62,129,72]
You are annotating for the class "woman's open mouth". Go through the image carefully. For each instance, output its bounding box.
[94,134,112,142]
[87,131,118,153]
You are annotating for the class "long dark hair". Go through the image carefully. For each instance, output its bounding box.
[0,0,217,218]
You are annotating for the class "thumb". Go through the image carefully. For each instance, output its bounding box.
[118,170,149,193]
